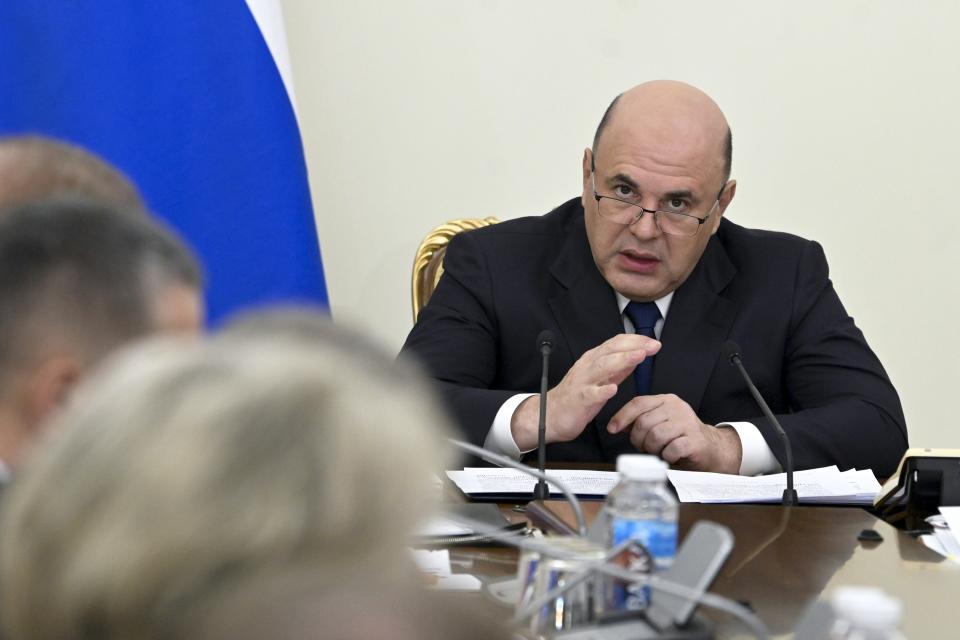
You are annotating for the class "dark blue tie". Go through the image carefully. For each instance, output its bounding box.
[624,301,661,396]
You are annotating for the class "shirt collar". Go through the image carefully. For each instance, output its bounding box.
[616,290,674,320]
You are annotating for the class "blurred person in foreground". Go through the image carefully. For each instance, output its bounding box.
[182,569,513,640]
[0,198,202,474]
[0,310,460,640]
[0,135,144,213]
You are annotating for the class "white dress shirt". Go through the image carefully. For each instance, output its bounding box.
[483,291,779,476]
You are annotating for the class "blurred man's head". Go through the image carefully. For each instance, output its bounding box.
[0,198,202,467]
[0,313,452,640]
[0,135,144,213]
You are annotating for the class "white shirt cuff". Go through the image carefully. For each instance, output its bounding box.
[483,393,538,461]
[716,421,781,476]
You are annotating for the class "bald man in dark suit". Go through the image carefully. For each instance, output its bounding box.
[403,81,906,477]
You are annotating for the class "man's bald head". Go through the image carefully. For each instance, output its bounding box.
[0,135,144,213]
[593,81,733,184]
[581,81,739,303]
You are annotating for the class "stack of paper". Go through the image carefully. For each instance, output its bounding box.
[920,507,960,565]
[446,468,619,499]
[667,466,881,505]
[445,465,882,504]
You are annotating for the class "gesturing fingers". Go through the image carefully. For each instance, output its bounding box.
[635,420,688,456]
[608,393,712,461]
[606,394,668,434]
[591,350,648,385]
[660,436,694,466]
[593,333,662,359]
[541,336,663,455]
[625,405,670,450]
[578,382,619,407]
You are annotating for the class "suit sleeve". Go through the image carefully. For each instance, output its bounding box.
[752,240,908,477]
[401,232,517,446]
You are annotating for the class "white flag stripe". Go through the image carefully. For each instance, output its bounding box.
[244,0,299,115]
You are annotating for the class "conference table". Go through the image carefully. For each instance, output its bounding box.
[445,499,960,638]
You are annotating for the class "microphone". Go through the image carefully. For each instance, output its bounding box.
[534,330,553,501]
[721,340,799,506]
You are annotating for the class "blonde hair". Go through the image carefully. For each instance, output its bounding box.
[181,566,512,640]
[0,314,452,640]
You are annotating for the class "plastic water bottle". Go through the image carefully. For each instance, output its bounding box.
[605,454,678,610]
[828,587,905,640]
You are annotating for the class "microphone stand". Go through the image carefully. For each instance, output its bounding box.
[725,345,799,506]
[534,331,552,500]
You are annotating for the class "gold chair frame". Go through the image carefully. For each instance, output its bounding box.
[411,217,499,321]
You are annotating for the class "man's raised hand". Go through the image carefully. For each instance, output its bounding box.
[510,333,661,450]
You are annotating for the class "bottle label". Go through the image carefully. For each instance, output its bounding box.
[609,517,677,611]
[611,517,677,570]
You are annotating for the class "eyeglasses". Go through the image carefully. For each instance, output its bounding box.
[591,174,724,238]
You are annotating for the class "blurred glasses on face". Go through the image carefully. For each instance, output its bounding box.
[591,173,726,238]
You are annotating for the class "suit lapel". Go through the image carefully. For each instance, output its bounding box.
[545,209,646,459]
[547,212,624,366]
[652,234,738,413]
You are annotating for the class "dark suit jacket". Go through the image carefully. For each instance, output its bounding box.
[402,198,908,476]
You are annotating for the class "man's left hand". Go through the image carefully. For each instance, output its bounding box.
[607,394,742,474]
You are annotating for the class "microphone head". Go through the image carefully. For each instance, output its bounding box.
[536,330,554,350]
[720,340,742,365]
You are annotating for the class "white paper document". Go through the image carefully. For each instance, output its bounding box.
[446,468,619,497]
[414,515,473,538]
[938,507,960,537]
[667,465,882,505]
[410,548,483,591]
[411,549,452,578]
[934,506,960,563]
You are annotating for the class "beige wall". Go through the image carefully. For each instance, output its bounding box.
[282,1,960,450]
